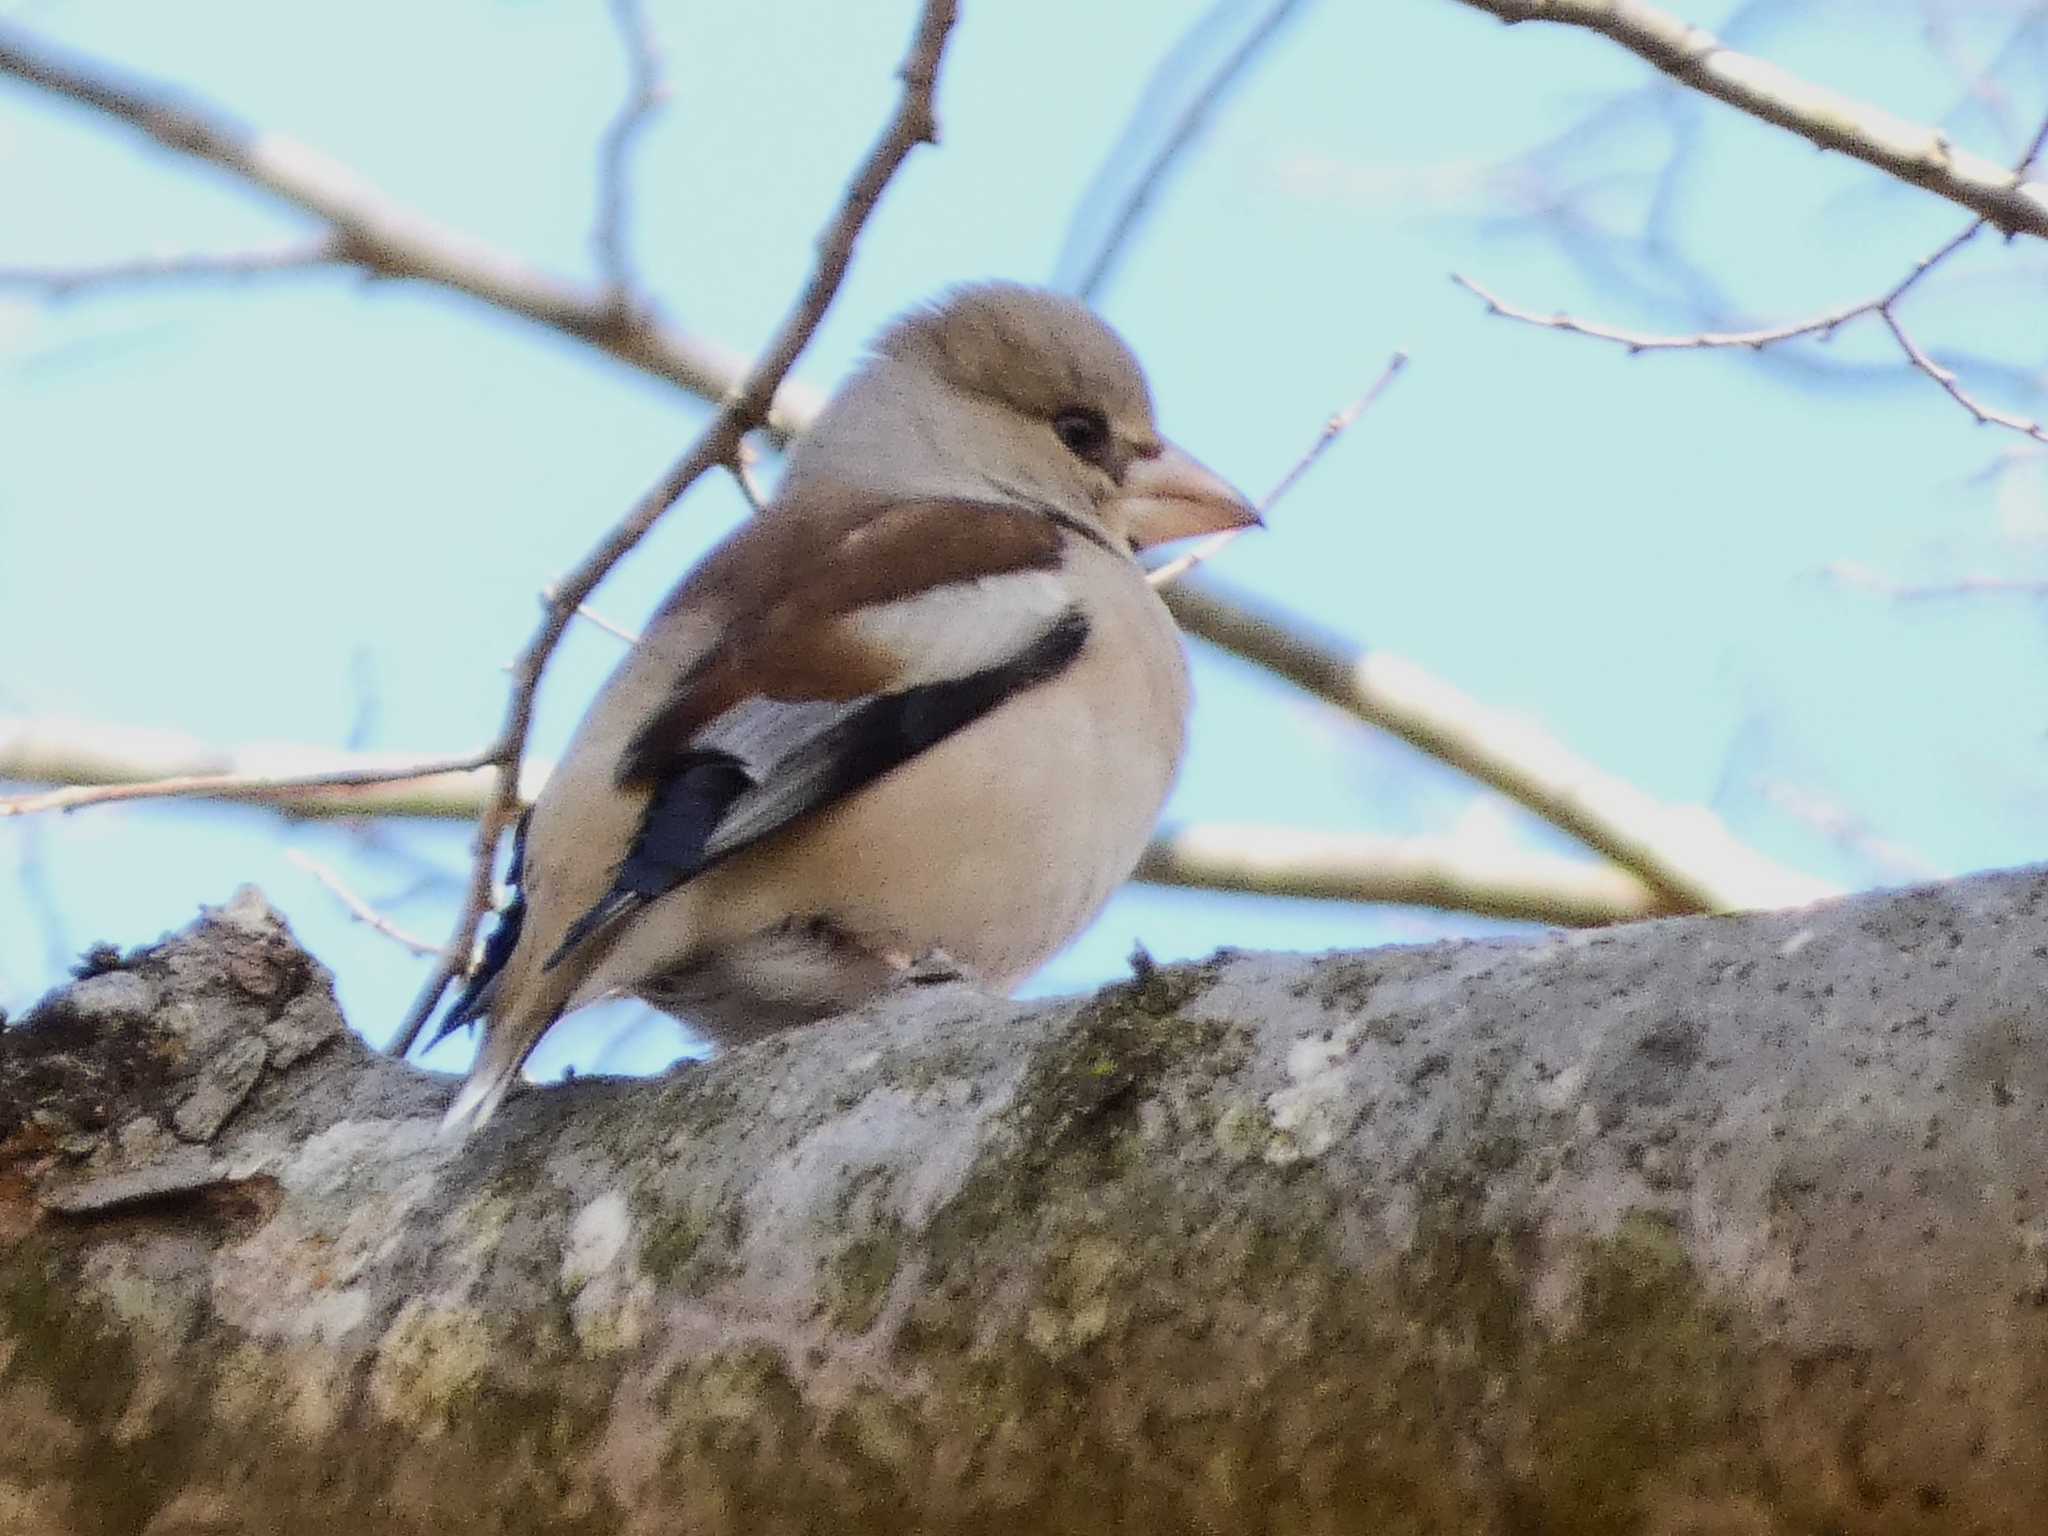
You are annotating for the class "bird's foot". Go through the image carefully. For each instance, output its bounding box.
[878,945,968,987]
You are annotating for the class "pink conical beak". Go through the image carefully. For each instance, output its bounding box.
[1115,442,1259,550]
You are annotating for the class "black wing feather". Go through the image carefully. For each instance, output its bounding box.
[426,808,531,1049]
[545,753,753,967]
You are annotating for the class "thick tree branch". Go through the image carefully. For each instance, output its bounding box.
[6,870,2047,1530]
[1163,582,1835,912]
[1453,0,2048,239]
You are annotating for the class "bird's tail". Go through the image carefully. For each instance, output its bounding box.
[440,1038,522,1138]
[438,962,581,1139]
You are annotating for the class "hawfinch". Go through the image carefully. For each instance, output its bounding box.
[437,282,1256,1134]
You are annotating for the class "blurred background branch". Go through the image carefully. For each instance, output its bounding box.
[0,716,1696,928]
[1162,584,1833,910]
[1452,0,2048,237]
[1053,0,1313,300]
[590,0,668,309]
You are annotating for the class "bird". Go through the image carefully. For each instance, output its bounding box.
[434,282,1256,1135]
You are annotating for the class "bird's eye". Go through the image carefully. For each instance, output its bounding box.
[1052,407,1112,466]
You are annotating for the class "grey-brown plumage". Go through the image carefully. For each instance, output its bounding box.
[440,283,1254,1134]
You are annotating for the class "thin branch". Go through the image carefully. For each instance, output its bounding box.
[1452,268,1890,353]
[1501,201,1984,338]
[0,718,1690,927]
[1877,304,2048,442]
[0,719,531,820]
[730,441,771,516]
[1452,0,2048,239]
[2019,105,2048,178]
[1137,822,1680,926]
[0,238,345,296]
[285,849,448,958]
[1148,350,1407,588]
[1455,219,2048,444]
[387,0,961,1059]
[541,585,641,645]
[1257,352,1409,510]
[1057,0,1311,300]
[0,717,517,820]
[591,0,667,306]
[0,740,495,819]
[1161,582,1837,913]
[0,25,822,443]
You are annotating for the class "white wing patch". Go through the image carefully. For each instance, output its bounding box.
[843,570,1072,688]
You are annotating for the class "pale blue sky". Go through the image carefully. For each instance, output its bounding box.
[4,0,2045,1080]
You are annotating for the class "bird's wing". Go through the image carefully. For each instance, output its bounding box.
[547,498,1091,966]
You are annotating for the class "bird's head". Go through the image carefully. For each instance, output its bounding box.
[787,282,1257,553]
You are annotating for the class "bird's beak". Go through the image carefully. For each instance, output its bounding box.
[1115,442,1260,550]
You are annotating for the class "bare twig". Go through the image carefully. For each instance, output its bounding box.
[1452,263,1913,354]
[1161,583,1837,913]
[1148,350,1408,588]
[1137,822,1679,926]
[286,849,448,958]
[591,0,667,306]
[730,442,771,516]
[1256,352,1409,510]
[1057,0,1311,300]
[0,25,823,442]
[1454,219,2048,445]
[1877,305,2048,442]
[0,238,345,296]
[541,585,641,646]
[0,746,495,819]
[0,717,518,820]
[387,0,961,1059]
[2018,106,2048,178]
[0,718,1694,928]
[1452,0,2048,239]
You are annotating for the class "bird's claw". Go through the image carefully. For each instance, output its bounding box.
[890,946,966,986]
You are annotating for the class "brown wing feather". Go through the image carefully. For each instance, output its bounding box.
[619,497,1065,785]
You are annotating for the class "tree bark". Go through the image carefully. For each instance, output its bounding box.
[5,870,2048,1533]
